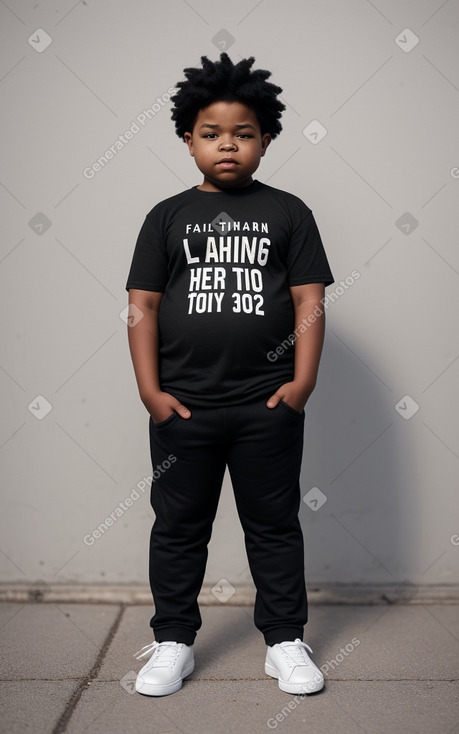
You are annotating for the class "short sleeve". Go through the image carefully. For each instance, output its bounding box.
[125,212,169,292]
[286,210,334,288]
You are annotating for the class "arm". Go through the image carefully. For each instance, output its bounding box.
[267,282,326,412]
[127,289,190,422]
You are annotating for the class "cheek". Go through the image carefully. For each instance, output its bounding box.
[195,144,210,157]
[196,151,212,165]
[248,147,263,162]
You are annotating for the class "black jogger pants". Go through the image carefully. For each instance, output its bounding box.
[147,396,308,646]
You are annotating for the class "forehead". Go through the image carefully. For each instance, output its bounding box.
[194,101,259,129]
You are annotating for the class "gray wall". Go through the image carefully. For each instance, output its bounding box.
[1,0,458,591]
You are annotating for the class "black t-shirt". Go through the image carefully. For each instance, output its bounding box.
[126,180,334,406]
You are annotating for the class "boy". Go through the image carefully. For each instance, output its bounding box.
[126,53,334,697]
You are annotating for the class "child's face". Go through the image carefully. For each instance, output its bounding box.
[184,101,271,192]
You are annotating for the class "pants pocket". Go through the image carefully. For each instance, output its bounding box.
[151,412,180,429]
[279,399,304,418]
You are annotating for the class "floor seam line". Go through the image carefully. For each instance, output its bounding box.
[51,603,125,734]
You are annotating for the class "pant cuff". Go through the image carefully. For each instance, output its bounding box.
[153,626,196,646]
[264,627,304,646]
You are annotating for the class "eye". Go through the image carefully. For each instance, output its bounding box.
[203,133,218,139]
[237,133,252,139]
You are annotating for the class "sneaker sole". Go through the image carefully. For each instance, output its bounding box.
[265,663,324,694]
[136,661,195,697]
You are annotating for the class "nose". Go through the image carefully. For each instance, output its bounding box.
[219,139,236,150]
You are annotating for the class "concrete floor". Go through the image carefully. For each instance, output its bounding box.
[0,601,458,734]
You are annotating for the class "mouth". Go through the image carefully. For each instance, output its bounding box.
[217,158,238,168]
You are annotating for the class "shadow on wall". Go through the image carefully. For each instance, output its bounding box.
[299,325,418,591]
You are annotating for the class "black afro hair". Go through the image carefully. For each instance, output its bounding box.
[171,53,286,140]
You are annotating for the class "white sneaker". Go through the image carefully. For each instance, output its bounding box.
[265,638,324,694]
[134,640,194,696]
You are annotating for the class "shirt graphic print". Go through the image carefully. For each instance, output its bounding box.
[126,180,334,406]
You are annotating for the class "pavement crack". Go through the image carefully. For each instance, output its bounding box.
[51,604,125,734]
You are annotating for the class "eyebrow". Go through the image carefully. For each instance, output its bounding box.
[198,123,257,130]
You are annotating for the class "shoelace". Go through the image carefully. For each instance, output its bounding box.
[278,638,314,668]
[134,641,183,666]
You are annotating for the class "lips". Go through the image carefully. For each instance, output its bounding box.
[217,158,238,167]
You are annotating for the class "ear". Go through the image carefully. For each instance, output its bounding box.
[260,133,271,157]
[184,132,194,156]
